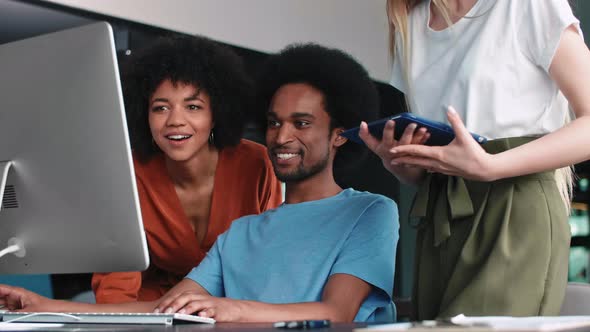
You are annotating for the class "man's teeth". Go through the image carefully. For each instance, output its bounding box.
[277,153,298,160]
[167,135,191,140]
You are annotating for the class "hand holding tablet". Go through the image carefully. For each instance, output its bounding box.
[340,112,487,146]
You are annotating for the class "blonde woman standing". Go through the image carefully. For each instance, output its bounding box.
[360,0,590,319]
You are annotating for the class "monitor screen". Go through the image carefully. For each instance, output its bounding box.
[0,22,149,274]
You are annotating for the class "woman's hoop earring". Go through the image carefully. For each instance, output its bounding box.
[208,130,215,145]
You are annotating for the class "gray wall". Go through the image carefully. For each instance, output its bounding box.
[43,0,392,83]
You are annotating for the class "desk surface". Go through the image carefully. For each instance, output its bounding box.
[3,322,365,332]
[14,321,590,332]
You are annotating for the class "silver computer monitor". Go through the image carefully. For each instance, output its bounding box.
[0,22,149,274]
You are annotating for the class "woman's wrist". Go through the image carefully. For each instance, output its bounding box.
[479,153,504,182]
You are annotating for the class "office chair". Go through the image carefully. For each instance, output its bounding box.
[560,282,590,315]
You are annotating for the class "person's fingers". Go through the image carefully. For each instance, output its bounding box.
[391,156,437,171]
[411,127,428,144]
[179,300,211,316]
[381,120,396,146]
[394,152,457,175]
[392,143,441,160]
[358,121,380,153]
[398,122,417,145]
[6,294,23,310]
[154,296,175,313]
[419,132,431,145]
[0,286,27,310]
[197,307,216,318]
[158,293,207,314]
[446,106,472,143]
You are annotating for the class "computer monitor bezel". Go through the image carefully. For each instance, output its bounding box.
[0,22,149,274]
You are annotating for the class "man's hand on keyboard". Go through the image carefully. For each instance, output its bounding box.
[155,292,245,322]
[0,284,51,312]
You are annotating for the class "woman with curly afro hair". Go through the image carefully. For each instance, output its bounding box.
[91,35,282,304]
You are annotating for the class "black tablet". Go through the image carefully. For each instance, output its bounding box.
[340,112,487,146]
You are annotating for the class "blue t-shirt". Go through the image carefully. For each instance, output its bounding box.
[186,188,399,322]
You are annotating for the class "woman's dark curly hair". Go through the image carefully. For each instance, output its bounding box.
[122,34,252,162]
[257,43,380,171]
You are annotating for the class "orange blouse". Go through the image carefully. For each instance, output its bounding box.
[91,139,282,303]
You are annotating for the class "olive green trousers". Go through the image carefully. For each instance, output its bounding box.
[411,137,570,319]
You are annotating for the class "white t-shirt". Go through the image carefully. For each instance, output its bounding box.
[390,0,581,140]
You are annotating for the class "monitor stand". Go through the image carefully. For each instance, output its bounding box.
[0,161,13,212]
[0,160,26,258]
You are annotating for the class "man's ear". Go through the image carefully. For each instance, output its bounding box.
[333,128,348,147]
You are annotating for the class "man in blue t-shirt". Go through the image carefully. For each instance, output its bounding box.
[154,44,400,322]
[0,44,399,323]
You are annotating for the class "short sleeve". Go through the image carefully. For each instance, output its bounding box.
[329,197,399,320]
[517,0,582,71]
[390,31,408,93]
[185,233,226,297]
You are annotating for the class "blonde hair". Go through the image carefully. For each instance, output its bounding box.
[557,109,575,212]
[386,0,451,109]
[556,167,574,212]
[386,0,450,59]
[385,0,573,213]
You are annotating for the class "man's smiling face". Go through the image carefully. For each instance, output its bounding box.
[266,83,336,183]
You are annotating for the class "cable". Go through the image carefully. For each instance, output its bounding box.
[0,312,81,325]
[0,244,20,259]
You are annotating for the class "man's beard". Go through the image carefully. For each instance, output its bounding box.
[273,150,330,183]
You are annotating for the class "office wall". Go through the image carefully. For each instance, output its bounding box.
[42,0,392,83]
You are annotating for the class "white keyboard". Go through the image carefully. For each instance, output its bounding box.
[0,312,215,325]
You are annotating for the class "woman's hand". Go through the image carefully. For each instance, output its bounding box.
[0,284,53,312]
[359,115,429,184]
[155,291,244,322]
[389,106,497,181]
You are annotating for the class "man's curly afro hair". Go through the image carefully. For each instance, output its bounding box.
[257,43,380,171]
